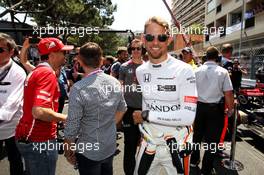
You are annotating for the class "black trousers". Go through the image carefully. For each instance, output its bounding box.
[58,96,66,113]
[0,136,24,175]
[76,153,113,175]
[191,101,225,175]
[122,107,141,175]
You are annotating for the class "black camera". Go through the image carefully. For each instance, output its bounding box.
[29,37,41,44]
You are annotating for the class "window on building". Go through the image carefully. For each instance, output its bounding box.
[245,16,255,29]
[205,22,214,42]
[216,4,222,13]
[230,12,242,26]
[220,27,226,37]
[205,34,210,42]
[207,0,216,13]
[216,15,226,37]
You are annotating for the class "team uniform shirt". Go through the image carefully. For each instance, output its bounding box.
[221,56,233,73]
[136,55,197,144]
[119,59,142,108]
[231,66,243,90]
[111,61,123,79]
[221,56,228,66]
[0,59,26,140]
[15,62,60,142]
[195,61,233,103]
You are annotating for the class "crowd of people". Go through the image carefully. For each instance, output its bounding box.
[0,15,250,175]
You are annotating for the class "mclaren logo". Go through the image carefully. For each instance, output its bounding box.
[143,73,151,82]
[157,85,176,91]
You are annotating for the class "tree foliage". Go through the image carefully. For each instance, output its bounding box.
[0,0,130,55]
[1,0,116,26]
[189,23,204,35]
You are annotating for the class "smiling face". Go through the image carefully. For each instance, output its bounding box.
[131,41,142,60]
[143,22,172,64]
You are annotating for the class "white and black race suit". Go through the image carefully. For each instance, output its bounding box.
[134,55,198,175]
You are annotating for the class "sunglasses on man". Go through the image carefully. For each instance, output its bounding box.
[0,47,9,53]
[144,34,169,42]
[131,47,142,51]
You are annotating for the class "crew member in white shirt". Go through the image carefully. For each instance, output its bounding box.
[0,33,26,175]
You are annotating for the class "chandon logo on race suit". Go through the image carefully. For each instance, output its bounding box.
[157,85,176,91]
[146,103,181,112]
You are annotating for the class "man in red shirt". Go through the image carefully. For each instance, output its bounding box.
[15,38,73,175]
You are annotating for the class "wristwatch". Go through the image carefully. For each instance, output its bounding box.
[141,110,150,122]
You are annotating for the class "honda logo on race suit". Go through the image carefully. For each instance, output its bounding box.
[143,73,151,82]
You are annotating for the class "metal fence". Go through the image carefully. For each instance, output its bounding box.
[232,36,264,79]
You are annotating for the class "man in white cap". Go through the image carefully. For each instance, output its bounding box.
[182,47,197,70]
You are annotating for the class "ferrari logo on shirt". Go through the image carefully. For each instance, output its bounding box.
[48,41,56,49]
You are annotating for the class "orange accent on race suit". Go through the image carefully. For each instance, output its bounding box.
[183,155,190,175]
[184,96,198,104]
[183,126,192,143]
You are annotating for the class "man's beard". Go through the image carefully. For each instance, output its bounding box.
[120,57,127,63]
[148,51,162,60]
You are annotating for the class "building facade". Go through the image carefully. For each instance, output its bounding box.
[204,0,264,78]
[171,0,206,56]
[172,0,206,27]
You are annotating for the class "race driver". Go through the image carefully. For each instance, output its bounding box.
[133,16,198,175]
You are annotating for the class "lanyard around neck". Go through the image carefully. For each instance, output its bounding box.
[85,69,102,78]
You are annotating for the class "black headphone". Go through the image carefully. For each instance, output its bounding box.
[127,42,147,55]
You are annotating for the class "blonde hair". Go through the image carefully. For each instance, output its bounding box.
[144,16,170,35]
